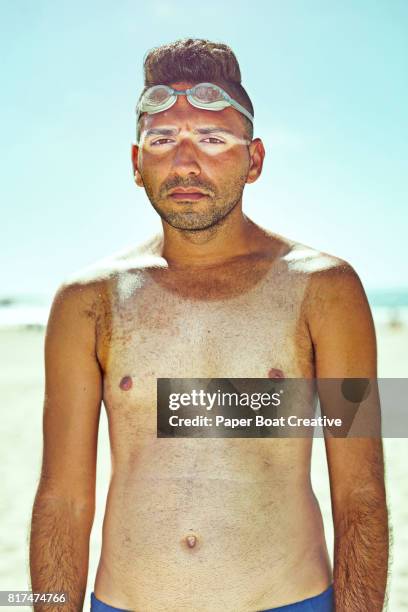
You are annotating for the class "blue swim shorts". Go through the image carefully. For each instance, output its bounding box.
[90,585,334,611]
[90,592,132,611]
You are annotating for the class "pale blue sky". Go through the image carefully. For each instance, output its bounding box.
[2,0,407,296]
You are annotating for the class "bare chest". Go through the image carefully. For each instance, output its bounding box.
[97,265,314,420]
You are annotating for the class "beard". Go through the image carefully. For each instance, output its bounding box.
[141,172,248,231]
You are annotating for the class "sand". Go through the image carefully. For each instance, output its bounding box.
[0,321,407,610]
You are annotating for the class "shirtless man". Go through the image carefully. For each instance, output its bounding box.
[29,38,389,612]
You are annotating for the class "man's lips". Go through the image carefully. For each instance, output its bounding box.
[170,193,206,200]
[168,189,208,201]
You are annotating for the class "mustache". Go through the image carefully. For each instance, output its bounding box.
[160,178,215,197]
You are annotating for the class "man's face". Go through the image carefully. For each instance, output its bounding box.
[132,81,264,231]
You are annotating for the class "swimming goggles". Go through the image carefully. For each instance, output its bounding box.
[136,82,254,125]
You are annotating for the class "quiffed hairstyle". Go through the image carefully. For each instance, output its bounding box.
[136,38,254,142]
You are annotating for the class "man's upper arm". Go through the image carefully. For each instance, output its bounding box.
[307,260,377,379]
[39,281,103,506]
[306,260,386,522]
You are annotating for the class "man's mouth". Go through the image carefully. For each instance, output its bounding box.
[168,188,208,201]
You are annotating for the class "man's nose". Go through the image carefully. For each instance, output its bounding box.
[171,137,201,176]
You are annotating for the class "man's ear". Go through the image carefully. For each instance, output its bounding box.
[131,144,144,187]
[246,138,265,185]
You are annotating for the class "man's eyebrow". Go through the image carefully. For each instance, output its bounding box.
[144,127,178,137]
[194,127,236,135]
[144,126,236,137]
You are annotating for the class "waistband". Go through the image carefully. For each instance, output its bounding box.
[90,585,334,612]
[259,584,334,611]
[90,592,132,612]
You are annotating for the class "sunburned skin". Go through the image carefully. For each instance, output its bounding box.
[88,233,335,611]
[138,126,251,157]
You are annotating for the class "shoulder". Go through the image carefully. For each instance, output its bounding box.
[280,239,363,293]
[280,240,349,276]
[244,225,363,301]
[50,234,165,322]
[283,243,373,345]
[255,227,354,281]
[274,237,370,327]
[59,235,165,296]
[64,233,164,284]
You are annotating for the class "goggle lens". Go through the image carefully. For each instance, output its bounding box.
[145,86,172,104]
[192,84,224,103]
[143,84,224,106]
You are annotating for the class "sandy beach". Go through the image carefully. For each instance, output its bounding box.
[0,319,407,610]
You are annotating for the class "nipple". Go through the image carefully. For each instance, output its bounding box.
[268,368,285,379]
[119,376,133,391]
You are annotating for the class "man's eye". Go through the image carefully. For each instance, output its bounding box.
[202,137,225,144]
[151,138,174,146]
[149,137,226,146]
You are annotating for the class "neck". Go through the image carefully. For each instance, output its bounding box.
[159,204,264,268]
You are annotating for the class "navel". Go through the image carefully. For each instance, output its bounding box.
[268,368,285,379]
[119,375,133,391]
[186,535,197,548]
[183,531,199,549]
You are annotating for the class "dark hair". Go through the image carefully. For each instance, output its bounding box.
[136,38,254,142]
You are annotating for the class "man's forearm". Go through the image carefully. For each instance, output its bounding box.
[29,490,94,612]
[333,492,389,611]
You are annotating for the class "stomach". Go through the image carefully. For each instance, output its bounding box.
[93,438,332,612]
